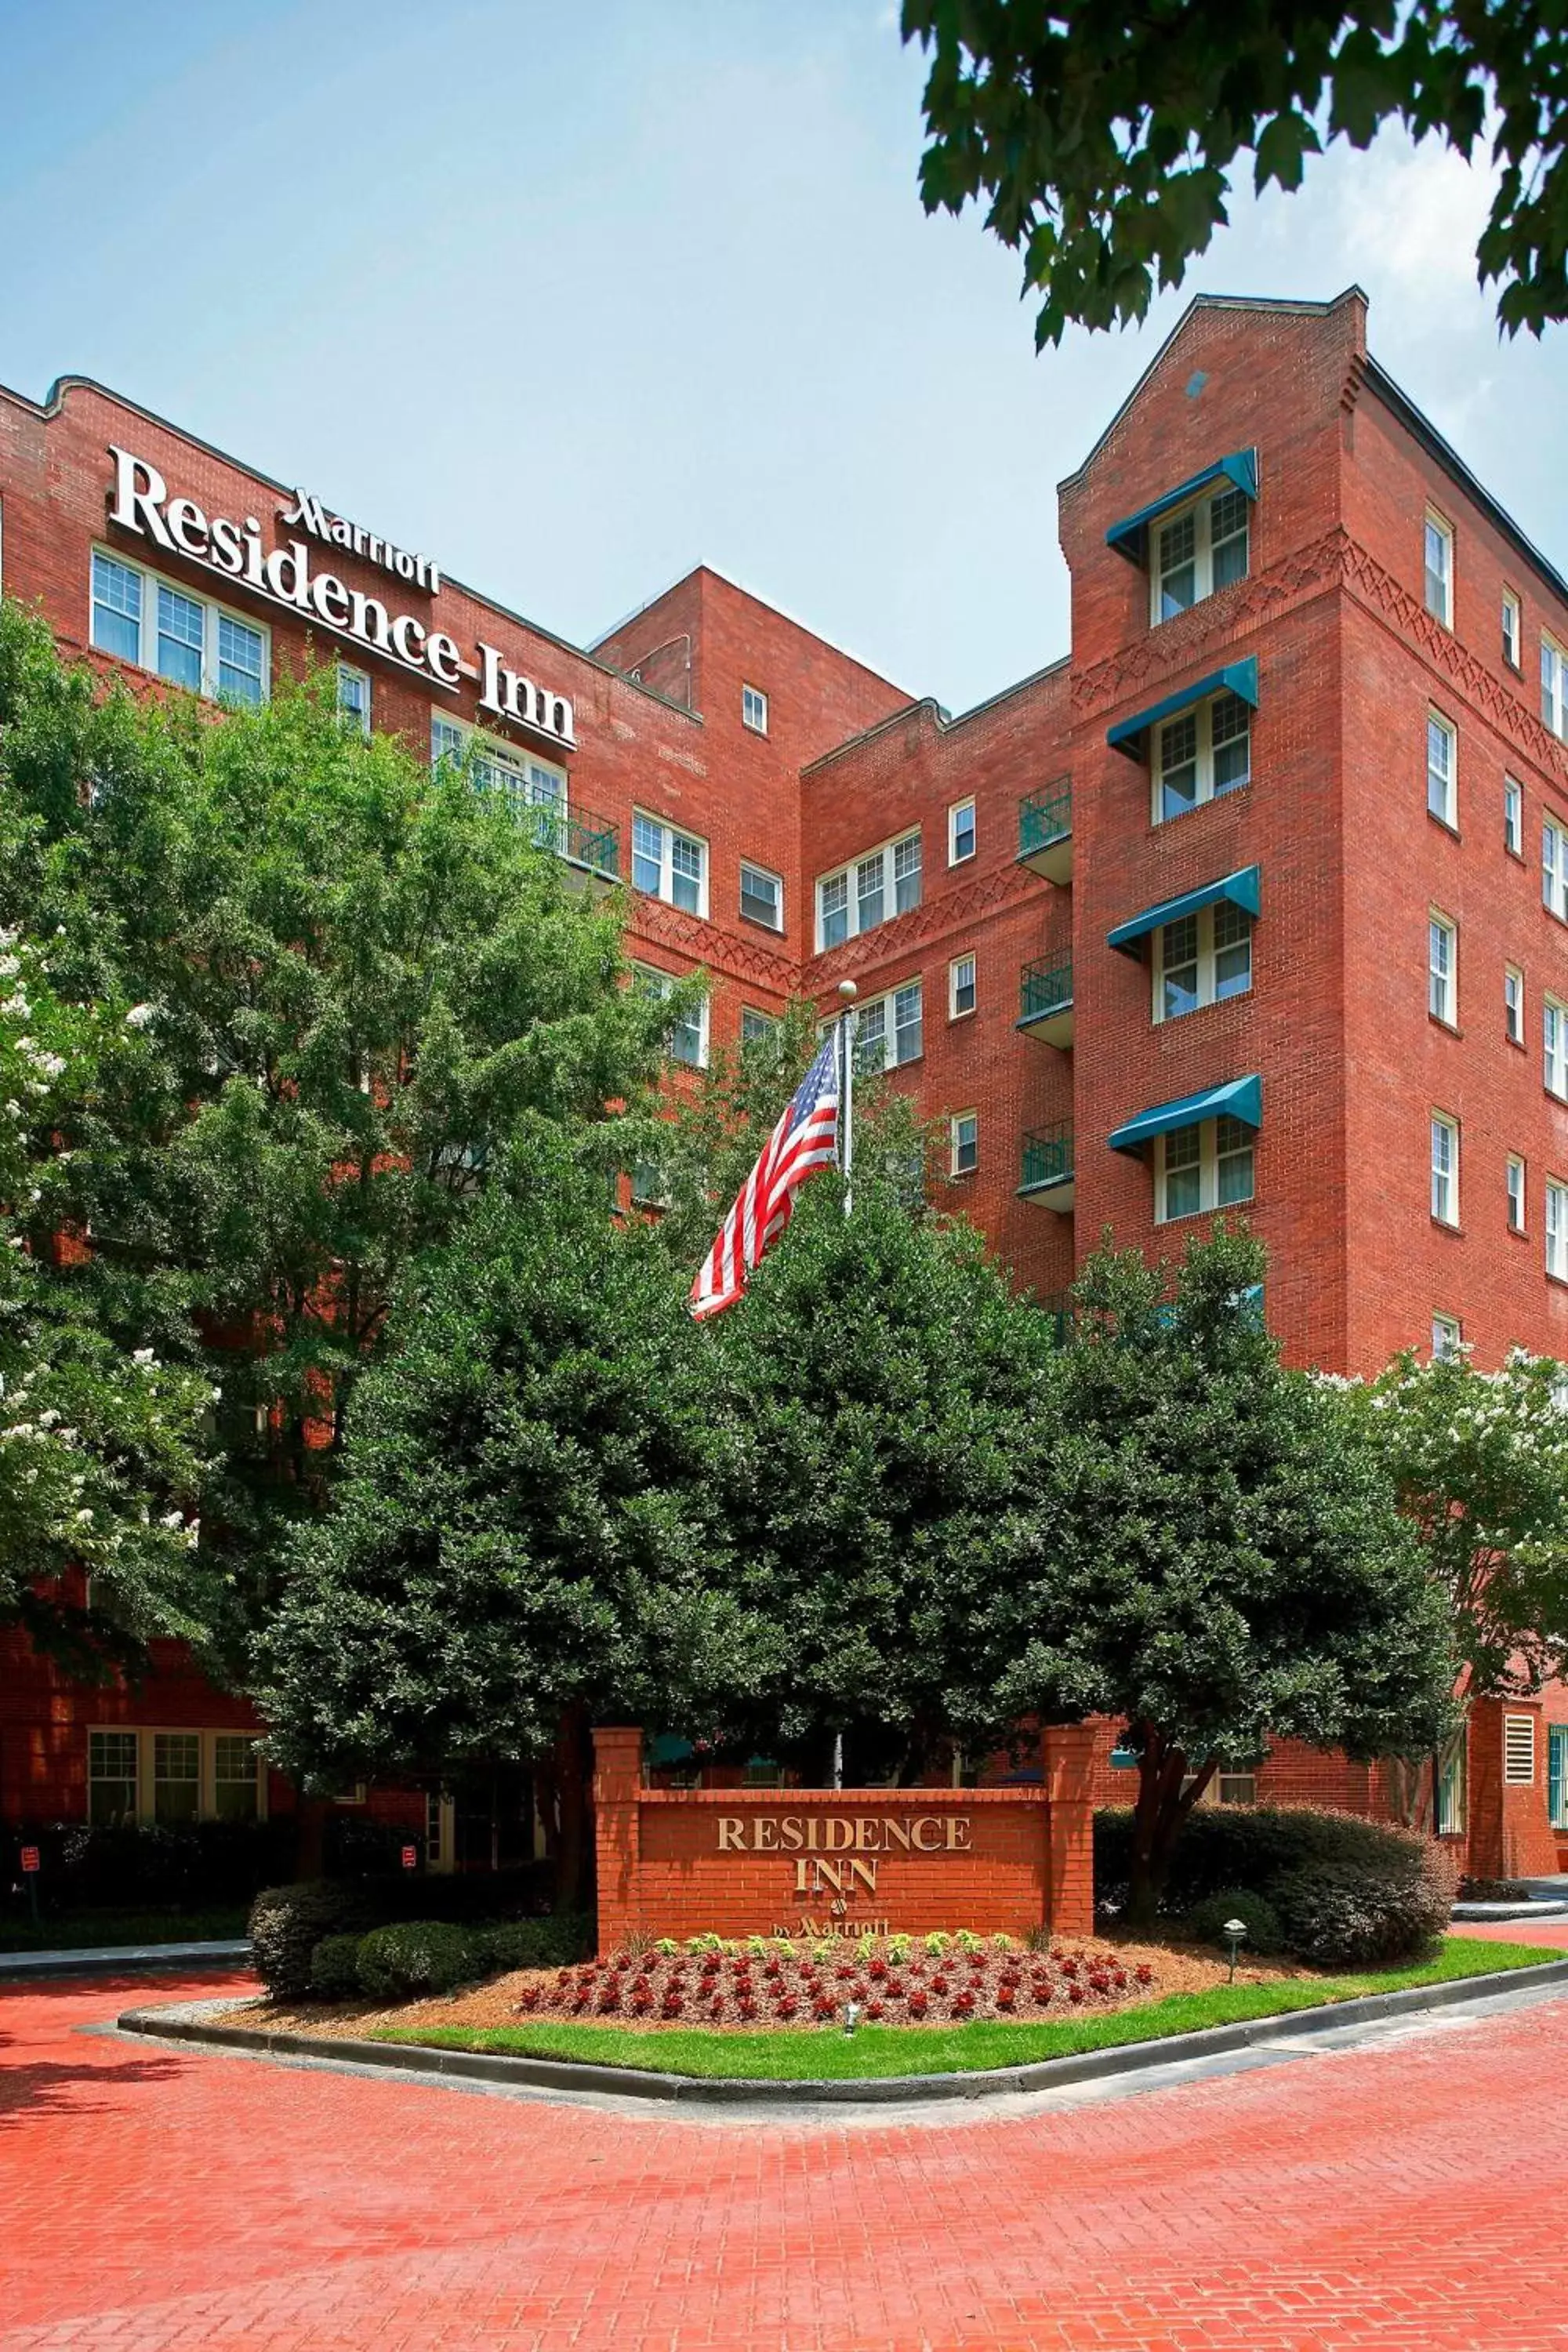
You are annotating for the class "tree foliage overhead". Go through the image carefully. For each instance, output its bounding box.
[903,0,1568,344]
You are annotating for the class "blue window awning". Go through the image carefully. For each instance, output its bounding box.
[1108,657,1258,759]
[1109,1075,1262,1156]
[1108,866,1261,957]
[1106,450,1258,564]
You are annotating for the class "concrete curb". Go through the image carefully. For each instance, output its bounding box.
[1451,1901,1568,1922]
[117,1955,1568,2107]
[2,1940,252,1981]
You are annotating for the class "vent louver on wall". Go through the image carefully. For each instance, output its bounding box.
[1504,1715,1537,1785]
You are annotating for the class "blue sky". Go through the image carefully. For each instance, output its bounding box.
[2,0,1563,713]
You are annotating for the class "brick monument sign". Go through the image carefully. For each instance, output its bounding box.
[592,1725,1096,1955]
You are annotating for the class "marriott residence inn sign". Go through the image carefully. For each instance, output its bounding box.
[106,447,576,748]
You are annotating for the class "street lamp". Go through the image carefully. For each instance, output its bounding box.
[1223,1918,1248,1984]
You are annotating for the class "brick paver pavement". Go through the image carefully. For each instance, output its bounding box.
[5,1962,1568,2351]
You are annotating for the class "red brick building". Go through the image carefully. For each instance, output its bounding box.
[5,283,1567,1879]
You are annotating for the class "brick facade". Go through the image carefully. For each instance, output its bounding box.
[5,290,1568,1881]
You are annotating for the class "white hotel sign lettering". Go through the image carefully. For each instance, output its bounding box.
[106,448,575,749]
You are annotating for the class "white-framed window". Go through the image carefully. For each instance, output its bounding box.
[88,1726,264,1827]
[430,713,565,822]
[1423,511,1454,626]
[1431,1112,1460,1226]
[1154,1115,1255,1223]
[90,547,269,706]
[1428,912,1457,1027]
[853,980,923,1073]
[630,1160,670,1210]
[1153,691,1250,824]
[1426,712,1457,829]
[949,952,976,1019]
[815,830,921,949]
[1508,1153,1526,1233]
[1215,1771,1258,1807]
[1548,1178,1568,1281]
[337,664,371,736]
[742,683,768,735]
[1503,590,1522,669]
[1504,1715,1537,1786]
[1432,1312,1463,1362]
[1152,902,1253,1022]
[1506,965,1525,1046]
[632,811,708,916]
[948,797,976,866]
[1505,775,1524,856]
[1152,483,1250,622]
[1544,817,1568,920]
[740,1006,779,1046]
[633,964,708,1068]
[950,1111,978,1176]
[1547,996,1568,1099]
[739,861,782,930]
[1436,1740,1467,1835]
[1544,636,1567,742]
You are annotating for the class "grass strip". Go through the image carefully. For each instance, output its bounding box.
[367,1936,1554,2082]
[0,1905,249,1954]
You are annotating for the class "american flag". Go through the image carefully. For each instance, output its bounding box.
[690,1032,841,1319]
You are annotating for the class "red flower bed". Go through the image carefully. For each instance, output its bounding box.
[512,1934,1166,2029]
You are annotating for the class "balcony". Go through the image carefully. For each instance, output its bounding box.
[1018,1122,1075,1212]
[1017,956,1074,1049]
[528,802,621,888]
[1017,781,1073,884]
[1039,1289,1074,1345]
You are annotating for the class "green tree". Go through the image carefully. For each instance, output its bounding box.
[258,1134,763,1904]
[903,0,1568,344]
[993,1226,1457,1925]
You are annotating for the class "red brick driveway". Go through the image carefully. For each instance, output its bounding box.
[4,1955,1568,2351]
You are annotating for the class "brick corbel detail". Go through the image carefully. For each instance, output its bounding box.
[1041,1721,1097,1938]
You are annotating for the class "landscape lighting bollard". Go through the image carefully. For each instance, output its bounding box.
[843,2000,861,2035]
[1224,1918,1247,1984]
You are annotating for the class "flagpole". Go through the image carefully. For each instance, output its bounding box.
[836,979,857,1218]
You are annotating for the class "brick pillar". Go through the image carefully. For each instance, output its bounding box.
[591,1726,644,1956]
[1041,1722,1097,1937]
[1468,1697,1557,1880]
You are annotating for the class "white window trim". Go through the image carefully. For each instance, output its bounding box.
[1424,510,1454,629]
[740,1005,780,1046]
[1431,1111,1461,1227]
[1151,693,1250,825]
[1544,635,1567,742]
[1152,1119,1256,1225]
[1149,483,1250,625]
[1152,905,1254,1024]
[949,952,976,1021]
[1508,1153,1527,1233]
[1547,995,1568,1101]
[1503,589,1522,670]
[739,859,784,931]
[1505,775,1524,857]
[632,808,709,918]
[90,543,271,706]
[852,978,924,1073]
[949,1111,978,1177]
[86,1726,267,1826]
[633,963,709,1069]
[742,683,769,736]
[431,712,567,812]
[815,828,922,951]
[1544,816,1568,922]
[1548,1177,1568,1281]
[947,797,976,866]
[1426,710,1457,830]
[337,662,372,735]
[1432,1312,1462,1361]
[1428,911,1457,1029]
[1506,964,1525,1047]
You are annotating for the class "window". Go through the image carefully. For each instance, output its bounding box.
[1432,1312,1462,1361]
[1154,1116,1255,1223]
[1505,776,1524,857]
[1508,1154,1526,1232]
[1215,1773,1257,1806]
[337,665,371,735]
[1504,1715,1537,1786]
[1426,713,1457,828]
[1153,691,1250,822]
[1152,483,1250,622]
[1150,902,1253,1024]
[1544,817,1568,920]
[90,548,269,704]
[1548,996,1568,1100]
[1423,512,1454,626]
[815,831,921,949]
[213,1734,260,1823]
[742,683,768,735]
[1431,1112,1460,1226]
[950,1112,978,1176]
[1544,636,1567,742]
[739,861,782,930]
[1550,1180,1568,1281]
[632,811,707,916]
[430,716,565,832]
[1550,1726,1568,1831]
[1437,1740,1467,1836]
[1428,913,1457,1026]
[1503,590,1522,669]
[153,1732,201,1824]
[948,798,976,865]
[854,980,924,1073]
[740,1006,779,1046]
[1506,965,1525,1045]
[634,965,708,1068]
[949,953,976,1019]
[88,1730,139,1827]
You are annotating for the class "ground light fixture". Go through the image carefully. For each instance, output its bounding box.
[1224,1918,1248,1982]
[843,2000,861,2035]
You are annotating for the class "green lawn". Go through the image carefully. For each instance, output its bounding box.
[369,1937,1554,2082]
[0,1905,250,1953]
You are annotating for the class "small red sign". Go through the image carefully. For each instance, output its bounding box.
[401,1844,418,1870]
[20,1846,40,1873]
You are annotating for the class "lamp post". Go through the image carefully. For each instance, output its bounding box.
[1223,1918,1248,1984]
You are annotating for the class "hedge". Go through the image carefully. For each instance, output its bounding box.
[250,1881,387,1999]
[358,1921,479,2000]
[249,1878,590,1998]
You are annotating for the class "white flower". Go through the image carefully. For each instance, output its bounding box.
[132,1348,156,1367]
[160,1510,185,1531]
[124,1004,155,1030]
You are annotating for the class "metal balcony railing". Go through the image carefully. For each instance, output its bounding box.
[1019,1122,1074,1192]
[1018,956,1073,1025]
[1018,782,1072,862]
[526,801,621,880]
